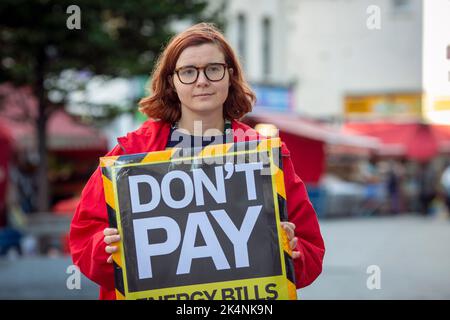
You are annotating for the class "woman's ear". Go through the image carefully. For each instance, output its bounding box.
[228,68,234,86]
[168,75,176,92]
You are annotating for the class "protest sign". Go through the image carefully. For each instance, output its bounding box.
[100,138,297,300]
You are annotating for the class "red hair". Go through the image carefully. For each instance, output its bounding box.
[139,22,255,123]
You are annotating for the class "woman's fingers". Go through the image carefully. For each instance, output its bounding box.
[285,222,296,230]
[104,228,118,236]
[105,245,118,254]
[281,221,295,231]
[281,222,295,240]
[280,222,300,259]
[104,228,120,263]
[289,237,298,251]
[104,227,120,246]
[104,234,121,245]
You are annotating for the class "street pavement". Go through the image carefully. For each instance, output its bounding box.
[299,214,450,299]
[0,255,98,299]
[1,214,449,299]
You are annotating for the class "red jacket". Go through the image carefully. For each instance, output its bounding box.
[69,119,325,300]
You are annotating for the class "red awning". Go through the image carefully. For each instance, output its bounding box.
[0,83,108,152]
[245,112,380,152]
[243,112,380,184]
[343,121,450,162]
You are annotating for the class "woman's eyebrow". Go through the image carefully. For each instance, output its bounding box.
[176,64,196,69]
[176,62,225,69]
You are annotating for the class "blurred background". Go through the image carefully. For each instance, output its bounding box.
[1,0,449,299]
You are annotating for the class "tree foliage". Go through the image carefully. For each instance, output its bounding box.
[0,0,224,211]
[0,0,224,82]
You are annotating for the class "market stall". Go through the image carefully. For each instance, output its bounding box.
[242,112,381,217]
[344,121,450,162]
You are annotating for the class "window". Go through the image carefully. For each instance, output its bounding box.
[262,17,271,78]
[237,14,247,64]
[391,0,411,13]
[392,0,410,9]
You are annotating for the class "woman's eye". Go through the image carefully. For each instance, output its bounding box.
[180,68,195,76]
[208,66,220,72]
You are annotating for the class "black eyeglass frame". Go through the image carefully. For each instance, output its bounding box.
[173,63,229,84]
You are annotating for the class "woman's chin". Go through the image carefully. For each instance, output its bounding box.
[185,105,223,115]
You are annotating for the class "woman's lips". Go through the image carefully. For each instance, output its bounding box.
[193,93,213,97]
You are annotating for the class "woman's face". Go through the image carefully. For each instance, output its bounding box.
[172,43,231,119]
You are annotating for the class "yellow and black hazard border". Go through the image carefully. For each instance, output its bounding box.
[100,137,297,300]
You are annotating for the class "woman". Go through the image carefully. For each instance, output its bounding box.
[69,22,325,300]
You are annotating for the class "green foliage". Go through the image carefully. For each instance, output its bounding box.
[0,0,225,211]
[0,0,221,85]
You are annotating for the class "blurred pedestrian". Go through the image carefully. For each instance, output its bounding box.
[386,160,402,214]
[69,23,325,300]
[419,161,439,216]
[402,162,421,213]
[358,157,384,216]
[9,153,37,215]
[440,160,450,215]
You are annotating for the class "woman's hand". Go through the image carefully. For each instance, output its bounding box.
[280,222,301,259]
[104,228,120,264]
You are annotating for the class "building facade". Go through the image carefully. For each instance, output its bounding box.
[217,0,450,123]
[212,0,296,114]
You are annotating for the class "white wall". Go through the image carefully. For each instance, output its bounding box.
[422,0,450,124]
[286,0,423,118]
[223,0,288,84]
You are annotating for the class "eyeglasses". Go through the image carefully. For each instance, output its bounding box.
[174,63,228,84]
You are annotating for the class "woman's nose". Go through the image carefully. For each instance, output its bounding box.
[195,69,210,86]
